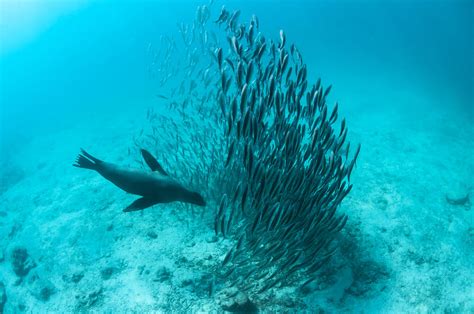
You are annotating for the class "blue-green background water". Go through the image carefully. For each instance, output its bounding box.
[0,0,472,312]
[1,0,471,139]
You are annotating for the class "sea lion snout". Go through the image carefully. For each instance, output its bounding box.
[189,191,206,207]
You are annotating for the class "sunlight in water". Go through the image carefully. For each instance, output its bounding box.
[0,0,89,56]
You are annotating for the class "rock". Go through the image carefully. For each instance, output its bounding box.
[37,285,55,302]
[71,272,84,284]
[106,224,114,231]
[375,197,388,211]
[402,226,411,237]
[197,273,214,297]
[446,187,471,208]
[154,267,172,282]
[147,231,158,239]
[27,273,56,302]
[0,281,7,313]
[181,278,193,287]
[346,261,390,297]
[206,236,218,243]
[100,267,116,280]
[62,271,84,284]
[76,287,103,308]
[218,288,258,313]
[468,227,474,238]
[138,265,146,275]
[11,247,36,277]
[0,249,4,263]
[407,249,425,265]
[176,256,189,265]
[8,223,21,239]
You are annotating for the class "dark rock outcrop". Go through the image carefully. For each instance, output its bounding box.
[11,247,36,278]
[0,281,6,313]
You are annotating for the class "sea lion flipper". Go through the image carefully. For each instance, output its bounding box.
[73,149,102,170]
[123,197,157,212]
[80,148,102,163]
[140,149,168,176]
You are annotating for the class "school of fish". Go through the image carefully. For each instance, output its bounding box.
[135,2,360,296]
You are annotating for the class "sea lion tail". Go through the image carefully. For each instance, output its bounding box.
[73,149,102,170]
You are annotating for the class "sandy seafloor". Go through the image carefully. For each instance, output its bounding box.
[0,94,473,313]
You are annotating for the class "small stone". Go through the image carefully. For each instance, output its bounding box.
[402,226,411,237]
[76,287,103,308]
[376,197,388,211]
[176,256,188,265]
[71,272,84,284]
[113,235,123,242]
[100,267,115,280]
[218,289,257,313]
[147,231,158,239]
[446,190,470,207]
[206,236,218,243]
[39,286,54,301]
[154,267,172,282]
[106,224,114,231]
[181,278,193,287]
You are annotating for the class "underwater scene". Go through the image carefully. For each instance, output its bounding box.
[0,0,472,312]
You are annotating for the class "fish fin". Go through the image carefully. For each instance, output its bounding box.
[123,197,158,212]
[140,149,168,176]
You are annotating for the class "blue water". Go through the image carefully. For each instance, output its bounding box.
[0,0,472,312]
[1,1,471,134]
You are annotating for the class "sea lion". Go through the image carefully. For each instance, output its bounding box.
[73,148,206,212]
